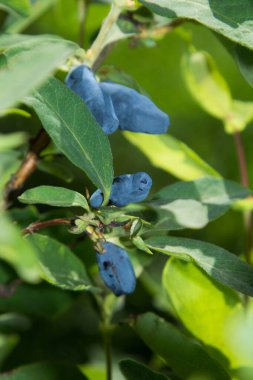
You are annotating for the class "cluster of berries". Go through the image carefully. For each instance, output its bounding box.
[65,65,169,296]
[65,65,169,135]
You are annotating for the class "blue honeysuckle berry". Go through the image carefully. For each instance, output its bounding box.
[89,172,152,208]
[96,242,136,296]
[65,65,119,134]
[100,87,119,134]
[99,81,170,134]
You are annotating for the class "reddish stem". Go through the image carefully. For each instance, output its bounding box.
[234,131,252,264]
[23,218,73,235]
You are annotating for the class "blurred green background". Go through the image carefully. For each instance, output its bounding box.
[1,0,253,377]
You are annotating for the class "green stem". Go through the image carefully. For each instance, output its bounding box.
[103,326,112,380]
[86,3,121,67]
[95,293,116,380]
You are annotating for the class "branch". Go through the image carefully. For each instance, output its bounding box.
[23,218,73,235]
[234,131,252,265]
[133,18,185,43]
[4,129,50,207]
[234,131,249,187]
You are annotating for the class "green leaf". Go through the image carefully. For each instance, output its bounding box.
[79,365,106,380]
[0,108,30,118]
[0,0,30,16]
[0,312,30,332]
[234,44,253,88]
[0,334,18,367]
[139,0,253,51]
[132,236,153,254]
[0,362,88,380]
[0,33,43,49]
[146,236,253,296]
[0,133,27,152]
[224,303,253,371]
[19,186,89,211]
[0,283,72,318]
[223,99,253,133]
[182,49,253,133]
[119,359,171,380]
[26,77,113,203]
[182,50,231,119]
[0,35,78,112]
[27,234,92,291]
[133,312,230,380]
[163,259,241,367]
[2,0,57,33]
[124,132,219,181]
[37,157,74,183]
[0,214,40,283]
[233,198,253,212]
[101,20,134,50]
[149,176,251,230]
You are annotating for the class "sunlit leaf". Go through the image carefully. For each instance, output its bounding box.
[124,132,219,181]
[182,50,231,119]
[182,49,253,133]
[146,236,253,296]
[148,176,251,230]
[163,259,241,367]
[224,99,253,133]
[139,0,253,51]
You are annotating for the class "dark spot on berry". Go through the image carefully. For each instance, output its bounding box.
[113,177,123,184]
[103,261,111,270]
[140,178,147,184]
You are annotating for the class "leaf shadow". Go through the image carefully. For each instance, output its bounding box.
[208,0,253,28]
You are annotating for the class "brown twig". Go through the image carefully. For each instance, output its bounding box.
[4,129,50,207]
[234,132,249,188]
[23,218,73,235]
[139,18,185,39]
[92,43,116,72]
[234,131,252,265]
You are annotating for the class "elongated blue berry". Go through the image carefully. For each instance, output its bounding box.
[100,82,169,134]
[65,65,119,134]
[96,242,136,296]
[90,172,152,208]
